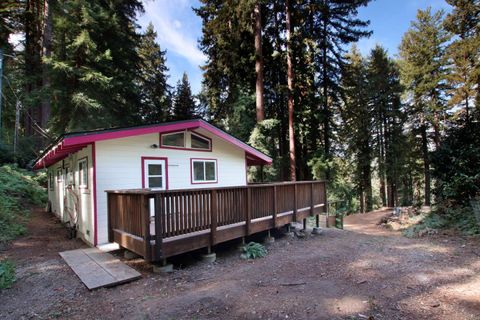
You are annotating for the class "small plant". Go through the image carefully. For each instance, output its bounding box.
[0,260,16,289]
[240,242,267,259]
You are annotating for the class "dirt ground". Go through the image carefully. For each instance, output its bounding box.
[1,208,479,320]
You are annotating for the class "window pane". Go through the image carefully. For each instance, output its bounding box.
[149,177,163,188]
[81,163,88,186]
[205,162,216,181]
[191,134,210,149]
[162,132,185,147]
[193,162,205,181]
[148,164,162,176]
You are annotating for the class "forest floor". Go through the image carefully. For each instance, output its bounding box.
[1,208,479,320]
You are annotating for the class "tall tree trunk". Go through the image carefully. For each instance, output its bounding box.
[378,122,386,206]
[41,0,52,132]
[420,120,431,206]
[285,0,296,181]
[254,2,264,122]
[321,14,330,163]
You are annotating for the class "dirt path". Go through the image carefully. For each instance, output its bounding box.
[1,208,479,320]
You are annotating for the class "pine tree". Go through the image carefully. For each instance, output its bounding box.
[367,45,404,207]
[399,7,450,206]
[137,23,171,124]
[46,0,144,133]
[444,0,480,122]
[172,73,196,121]
[314,0,372,163]
[341,46,372,212]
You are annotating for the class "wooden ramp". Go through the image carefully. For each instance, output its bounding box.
[60,248,141,290]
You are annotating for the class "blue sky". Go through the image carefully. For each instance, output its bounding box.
[139,0,452,94]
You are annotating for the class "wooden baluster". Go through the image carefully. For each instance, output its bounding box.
[211,190,217,246]
[166,194,171,237]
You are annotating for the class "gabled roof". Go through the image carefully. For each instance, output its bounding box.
[33,119,272,170]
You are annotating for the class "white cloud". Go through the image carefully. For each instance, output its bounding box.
[142,0,206,67]
[173,20,182,29]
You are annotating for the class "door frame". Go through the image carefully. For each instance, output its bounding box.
[141,157,169,190]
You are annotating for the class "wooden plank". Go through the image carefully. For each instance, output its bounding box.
[113,229,145,256]
[141,195,152,262]
[60,248,141,290]
[246,188,251,235]
[154,194,163,261]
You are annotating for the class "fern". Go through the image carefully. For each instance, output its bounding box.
[240,242,267,259]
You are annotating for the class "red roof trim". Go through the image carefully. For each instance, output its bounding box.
[33,120,272,169]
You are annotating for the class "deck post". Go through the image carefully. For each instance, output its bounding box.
[210,190,218,246]
[272,185,277,228]
[310,182,314,216]
[303,218,307,230]
[141,194,152,263]
[246,188,252,235]
[293,184,297,222]
[153,194,163,261]
[107,193,113,243]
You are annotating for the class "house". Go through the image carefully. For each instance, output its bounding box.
[33,119,273,246]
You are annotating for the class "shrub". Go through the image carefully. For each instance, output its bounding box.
[240,242,267,259]
[0,165,47,243]
[0,260,16,289]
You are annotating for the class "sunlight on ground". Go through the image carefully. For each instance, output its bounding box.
[324,296,367,316]
[393,243,453,254]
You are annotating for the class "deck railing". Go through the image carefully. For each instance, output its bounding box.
[107,181,327,262]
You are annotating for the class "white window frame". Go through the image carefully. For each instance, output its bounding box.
[191,159,217,184]
[78,158,88,189]
[160,131,186,148]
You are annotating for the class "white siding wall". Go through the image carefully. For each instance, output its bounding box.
[47,145,95,245]
[95,130,247,244]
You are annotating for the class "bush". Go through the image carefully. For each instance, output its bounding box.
[0,164,47,243]
[240,242,267,259]
[0,260,16,289]
[431,122,480,205]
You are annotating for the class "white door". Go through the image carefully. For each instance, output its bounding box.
[144,159,167,190]
[144,159,167,218]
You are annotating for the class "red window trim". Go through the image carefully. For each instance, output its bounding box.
[190,158,218,185]
[159,130,212,152]
[141,156,169,190]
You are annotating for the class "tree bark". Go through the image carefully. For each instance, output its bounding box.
[420,121,431,206]
[41,0,53,132]
[254,2,264,122]
[285,0,296,181]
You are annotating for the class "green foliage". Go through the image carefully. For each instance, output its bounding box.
[0,260,16,289]
[137,23,172,123]
[248,119,282,182]
[172,73,197,121]
[309,154,359,214]
[46,0,144,133]
[431,123,480,205]
[240,242,267,260]
[0,165,47,242]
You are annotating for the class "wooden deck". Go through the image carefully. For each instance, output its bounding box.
[106,181,327,262]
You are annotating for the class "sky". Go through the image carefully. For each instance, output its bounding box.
[139,0,452,94]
